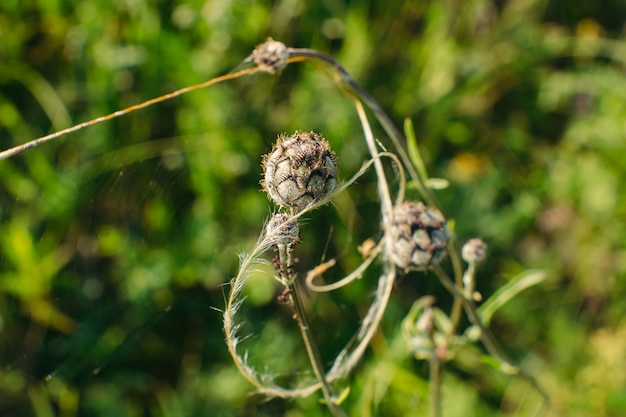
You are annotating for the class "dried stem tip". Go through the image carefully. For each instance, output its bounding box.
[262,131,338,211]
[252,38,289,73]
[388,201,451,271]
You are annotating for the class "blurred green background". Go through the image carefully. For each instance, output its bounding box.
[1,0,625,416]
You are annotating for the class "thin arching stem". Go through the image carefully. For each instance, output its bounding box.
[306,242,382,293]
[224,153,401,399]
[287,47,437,208]
[0,66,264,161]
[448,241,467,334]
[325,98,397,379]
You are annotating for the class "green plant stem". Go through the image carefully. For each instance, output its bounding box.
[429,349,442,417]
[278,244,347,417]
[463,263,477,299]
[448,245,466,335]
[433,265,549,411]
[289,281,347,417]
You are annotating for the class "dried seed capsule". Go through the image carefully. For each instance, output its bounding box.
[388,201,450,271]
[261,131,338,211]
[266,213,299,246]
[461,238,487,264]
[252,38,289,73]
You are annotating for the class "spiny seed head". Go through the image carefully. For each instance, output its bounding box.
[388,201,451,271]
[262,131,338,211]
[252,38,289,73]
[266,213,300,246]
[462,238,487,264]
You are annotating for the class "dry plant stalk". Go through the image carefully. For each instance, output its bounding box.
[226,39,548,416]
[1,37,549,416]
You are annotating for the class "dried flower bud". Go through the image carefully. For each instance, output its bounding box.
[461,238,487,264]
[262,131,338,211]
[388,201,451,271]
[252,38,289,73]
[266,213,299,246]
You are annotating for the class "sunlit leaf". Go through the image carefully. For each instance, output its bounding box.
[478,270,547,326]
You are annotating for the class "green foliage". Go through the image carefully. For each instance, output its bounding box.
[1,0,626,416]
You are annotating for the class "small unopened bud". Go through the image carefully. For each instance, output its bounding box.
[416,306,434,333]
[388,201,451,271]
[461,238,487,264]
[261,131,338,211]
[266,213,299,246]
[252,38,289,73]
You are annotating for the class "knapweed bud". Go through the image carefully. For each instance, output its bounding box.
[252,38,289,73]
[388,201,451,271]
[461,238,487,264]
[266,213,300,246]
[262,131,338,211]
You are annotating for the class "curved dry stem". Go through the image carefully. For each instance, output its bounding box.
[305,149,403,294]
[0,66,264,161]
[327,266,396,380]
[223,155,392,398]
[306,241,383,293]
[287,47,436,208]
[325,96,400,381]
